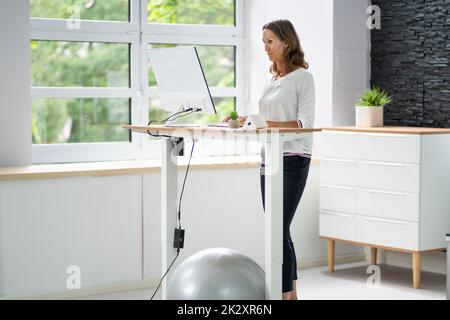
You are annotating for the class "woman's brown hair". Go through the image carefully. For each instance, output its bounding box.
[262,19,309,75]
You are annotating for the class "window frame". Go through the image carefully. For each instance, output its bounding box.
[30,0,245,163]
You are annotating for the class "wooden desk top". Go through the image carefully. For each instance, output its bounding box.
[322,126,450,135]
[123,124,321,135]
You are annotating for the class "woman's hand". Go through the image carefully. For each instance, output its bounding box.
[238,116,248,126]
[222,115,232,123]
[222,115,247,126]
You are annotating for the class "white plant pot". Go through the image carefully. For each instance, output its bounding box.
[227,119,240,128]
[355,106,384,127]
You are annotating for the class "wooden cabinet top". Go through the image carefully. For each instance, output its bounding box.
[322,126,450,135]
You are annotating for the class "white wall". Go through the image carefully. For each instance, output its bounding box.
[333,0,371,125]
[0,175,142,296]
[246,0,334,127]
[0,0,31,166]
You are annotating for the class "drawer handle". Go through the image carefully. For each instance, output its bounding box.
[320,158,355,163]
[319,184,355,191]
[321,210,354,218]
[362,189,406,196]
[362,216,406,225]
[364,161,407,168]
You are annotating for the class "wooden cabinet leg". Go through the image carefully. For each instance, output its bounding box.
[412,252,421,289]
[371,247,377,265]
[327,240,335,272]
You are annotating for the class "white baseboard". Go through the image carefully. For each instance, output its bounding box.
[298,253,367,269]
[2,254,367,300]
[1,278,161,300]
[385,250,447,275]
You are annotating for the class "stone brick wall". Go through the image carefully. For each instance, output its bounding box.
[371,0,450,127]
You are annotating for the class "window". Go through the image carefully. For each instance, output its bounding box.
[32,98,130,144]
[31,41,130,87]
[147,0,235,25]
[30,0,130,21]
[148,44,235,88]
[30,0,244,163]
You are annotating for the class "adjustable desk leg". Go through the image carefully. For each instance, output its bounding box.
[264,136,283,300]
[161,137,178,299]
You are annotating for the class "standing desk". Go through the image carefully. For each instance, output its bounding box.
[124,124,320,300]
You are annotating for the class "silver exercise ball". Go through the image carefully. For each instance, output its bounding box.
[167,248,265,300]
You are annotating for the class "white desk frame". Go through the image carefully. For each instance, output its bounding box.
[124,125,319,300]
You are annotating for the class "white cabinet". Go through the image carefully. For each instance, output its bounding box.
[358,161,420,192]
[356,216,419,251]
[319,131,357,159]
[320,158,357,186]
[357,189,419,222]
[319,128,450,288]
[320,213,356,242]
[357,133,421,163]
[319,185,357,214]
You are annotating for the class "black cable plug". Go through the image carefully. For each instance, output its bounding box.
[171,137,184,156]
[173,228,185,249]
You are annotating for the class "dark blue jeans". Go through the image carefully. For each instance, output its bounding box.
[260,156,311,292]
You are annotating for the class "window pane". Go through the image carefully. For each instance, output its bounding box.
[149,97,235,125]
[148,44,235,87]
[148,0,235,25]
[31,41,130,87]
[30,0,129,21]
[32,98,130,144]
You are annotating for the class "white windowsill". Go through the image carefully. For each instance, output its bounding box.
[0,155,319,181]
[0,155,262,181]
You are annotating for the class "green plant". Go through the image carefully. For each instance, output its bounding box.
[356,87,393,107]
[229,110,238,120]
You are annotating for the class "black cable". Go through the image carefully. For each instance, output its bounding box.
[149,140,196,300]
[164,109,198,125]
[177,140,195,229]
[150,248,180,300]
[161,107,201,123]
[146,129,172,139]
[146,120,171,138]
[161,109,191,123]
[146,109,201,139]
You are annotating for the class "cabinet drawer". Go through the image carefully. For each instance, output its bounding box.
[319,212,356,241]
[319,185,357,213]
[320,132,357,159]
[357,189,419,222]
[357,216,419,251]
[357,133,420,163]
[358,161,420,192]
[320,158,357,186]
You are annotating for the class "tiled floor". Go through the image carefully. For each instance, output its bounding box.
[75,262,447,300]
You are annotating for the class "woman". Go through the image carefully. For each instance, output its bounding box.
[224,19,315,300]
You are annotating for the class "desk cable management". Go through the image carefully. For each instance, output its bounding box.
[148,118,196,300]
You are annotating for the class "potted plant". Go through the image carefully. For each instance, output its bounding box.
[355,87,392,127]
[227,111,240,128]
